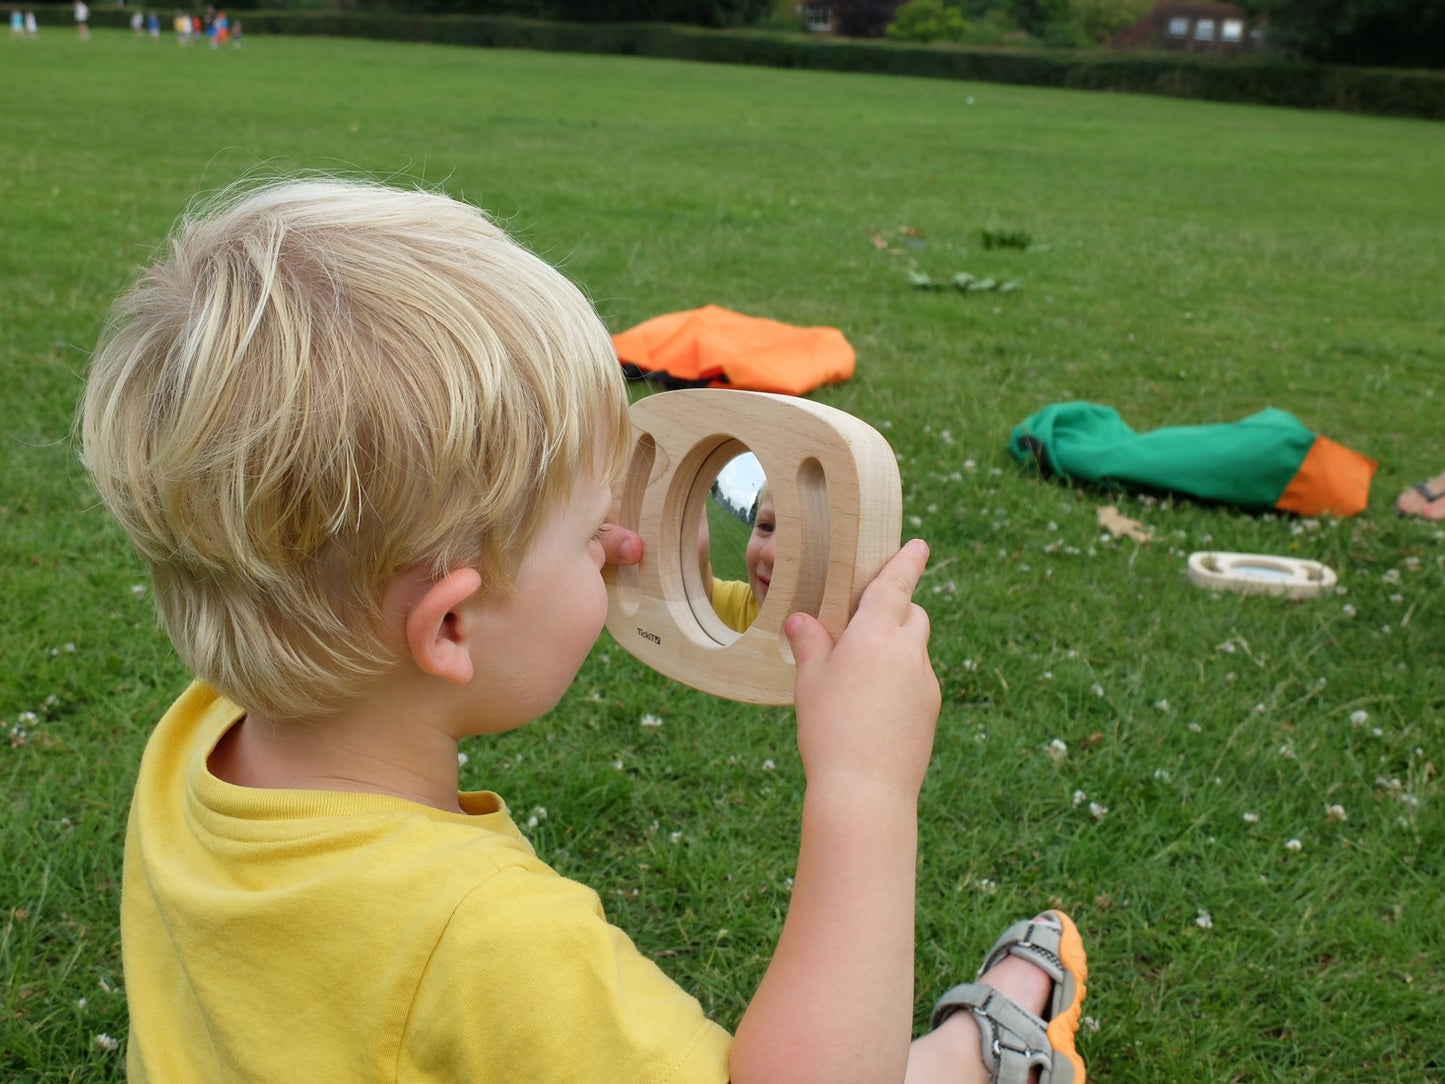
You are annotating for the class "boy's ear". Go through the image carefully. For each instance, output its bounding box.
[404,568,484,685]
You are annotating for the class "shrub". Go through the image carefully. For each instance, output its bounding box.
[886,0,967,42]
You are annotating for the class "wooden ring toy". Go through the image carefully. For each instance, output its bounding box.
[1186,551,1337,598]
[604,389,902,704]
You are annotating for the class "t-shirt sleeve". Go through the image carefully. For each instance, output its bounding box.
[397,858,733,1082]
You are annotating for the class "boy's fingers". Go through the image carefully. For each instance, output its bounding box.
[785,612,833,671]
[601,525,643,567]
[862,539,929,621]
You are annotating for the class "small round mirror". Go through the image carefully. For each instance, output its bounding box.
[695,452,774,635]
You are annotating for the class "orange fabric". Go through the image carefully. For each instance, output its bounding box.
[1275,435,1378,517]
[612,305,854,396]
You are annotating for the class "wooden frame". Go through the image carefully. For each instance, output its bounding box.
[604,389,902,704]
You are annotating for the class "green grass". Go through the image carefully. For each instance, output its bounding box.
[3,28,1444,1082]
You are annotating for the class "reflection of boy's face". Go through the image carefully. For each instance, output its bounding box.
[746,493,775,604]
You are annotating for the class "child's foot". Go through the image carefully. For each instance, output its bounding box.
[915,911,1088,1084]
[1396,471,1445,519]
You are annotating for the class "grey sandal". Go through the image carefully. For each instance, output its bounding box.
[930,910,1089,1084]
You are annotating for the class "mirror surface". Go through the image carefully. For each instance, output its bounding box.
[697,452,773,635]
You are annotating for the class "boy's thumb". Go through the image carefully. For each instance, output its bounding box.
[784,612,832,670]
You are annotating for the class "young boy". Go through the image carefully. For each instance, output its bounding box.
[81,177,1088,1082]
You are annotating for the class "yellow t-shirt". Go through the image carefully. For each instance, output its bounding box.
[710,579,760,634]
[122,681,732,1082]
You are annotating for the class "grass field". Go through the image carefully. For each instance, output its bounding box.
[3,28,1443,1082]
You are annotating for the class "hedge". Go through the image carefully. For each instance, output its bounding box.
[62,9,1445,120]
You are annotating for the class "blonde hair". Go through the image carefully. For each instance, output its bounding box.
[80,177,629,719]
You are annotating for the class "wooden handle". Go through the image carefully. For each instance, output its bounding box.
[604,389,901,704]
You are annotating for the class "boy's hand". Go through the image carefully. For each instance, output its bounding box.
[599,523,643,567]
[785,539,940,800]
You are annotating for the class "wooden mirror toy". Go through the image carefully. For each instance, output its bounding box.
[603,389,902,705]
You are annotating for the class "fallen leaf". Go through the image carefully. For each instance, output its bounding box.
[1098,505,1153,542]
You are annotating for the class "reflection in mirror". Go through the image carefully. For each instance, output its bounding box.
[697,452,774,635]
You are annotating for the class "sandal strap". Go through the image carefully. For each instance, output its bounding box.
[977,914,1067,985]
[930,982,1052,1084]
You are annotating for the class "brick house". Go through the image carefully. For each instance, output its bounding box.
[1109,3,1267,54]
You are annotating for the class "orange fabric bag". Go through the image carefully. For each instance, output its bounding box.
[613,305,855,396]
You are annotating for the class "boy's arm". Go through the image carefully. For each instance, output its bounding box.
[730,540,940,1084]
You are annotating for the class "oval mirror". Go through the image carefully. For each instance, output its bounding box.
[695,452,773,635]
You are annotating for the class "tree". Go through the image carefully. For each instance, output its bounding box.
[1008,0,1068,37]
[545,0,775,26]
[886,0,967,41]
[1250,0,1445,67]
[1068,0,1151,43]
[833,0,904,36]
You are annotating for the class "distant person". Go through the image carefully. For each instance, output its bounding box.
[74,0,89,40]
[10,9,23,36]
[1396,471,1445,520]
[24,9,37,36]
[129,9,141,34]
[146,9,158,36]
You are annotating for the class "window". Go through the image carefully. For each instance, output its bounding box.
[1167,16,1189,36]
[798,3,831,31]
[1194,18,1216,40]
[1221,19,1243,41]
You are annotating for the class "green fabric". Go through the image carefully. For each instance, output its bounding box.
[1008,402,1316,508]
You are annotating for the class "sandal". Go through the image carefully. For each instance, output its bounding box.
[1397,478,1445,520]
[930,910,1089,1084]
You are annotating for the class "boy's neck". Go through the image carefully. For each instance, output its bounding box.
[208,686,468,813]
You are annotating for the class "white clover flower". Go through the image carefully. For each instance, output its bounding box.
[962,658,978,671]
[1382,568,1401,584]
[1350,709,1369,726]
[669,830,682,844]
[1155,699,1169,712]
[978,877,998,895]
[1242,811,1260,825]
[963,458,977,471]
[1046,739,1068,766]
[1088,801,1109,821]
[1195,908,1213,930]
[1072,790,1087,807]
[762,758,776,771]
[612,758,624,771]
[18,711,38,725]
[1325,804,1347,823]
[75,997,87,1010]
[94,1034,120,1053]
[640,713,663,728]
[1284,838,1303,852]
[1082,1016,1100,1033]
[1091,683,1104,698]
[1153,769,1170,782]
[532,806,547,821]
[526,814,539,829]
[456,751,469,768]
[1188,722,1202,733]
[130,584,146,597]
